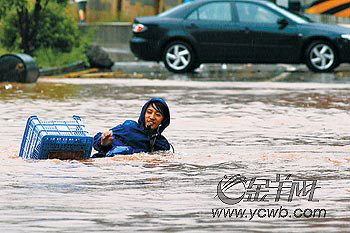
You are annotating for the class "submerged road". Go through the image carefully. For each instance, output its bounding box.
[111,61,350,83]
[1,75,350,232]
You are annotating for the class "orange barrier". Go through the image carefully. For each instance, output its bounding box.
[305,0,350,17]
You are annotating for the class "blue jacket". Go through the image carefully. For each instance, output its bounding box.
[93,98,170,157]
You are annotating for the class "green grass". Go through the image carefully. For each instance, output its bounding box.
[0,40,90,69]
[35,26,95,69]
[34,46,88,69]
[34,27,95,69]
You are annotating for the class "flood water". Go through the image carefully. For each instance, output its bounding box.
[1,72,350,232]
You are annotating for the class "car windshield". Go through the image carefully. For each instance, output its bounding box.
[158,3,190,17]
[266,2,310,24]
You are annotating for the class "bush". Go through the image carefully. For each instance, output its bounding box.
[1,2,80,54]
[0,1,95,68]
[0,12,19,52]
[34,40,89,69]
[34,26,95,68]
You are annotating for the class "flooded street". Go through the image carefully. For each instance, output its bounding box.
[0,71,350,232]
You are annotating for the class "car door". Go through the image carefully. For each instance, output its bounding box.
[234,1,301,63]
[183,1,251,62]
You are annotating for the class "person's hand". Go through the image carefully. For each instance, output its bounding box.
[101,130,113,146]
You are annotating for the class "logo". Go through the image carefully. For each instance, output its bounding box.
[215,174,320,205]
[216,174,247,205]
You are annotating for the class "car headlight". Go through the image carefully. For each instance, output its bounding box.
[341,34,350,40]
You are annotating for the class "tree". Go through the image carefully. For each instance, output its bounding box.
[0,0,70,55]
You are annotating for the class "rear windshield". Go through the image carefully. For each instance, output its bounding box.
[266,2,310,23]
[158,3,191,17]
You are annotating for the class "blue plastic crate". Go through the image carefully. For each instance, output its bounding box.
[19,115,93,160]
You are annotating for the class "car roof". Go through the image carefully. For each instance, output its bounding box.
[195,0,271,3]
[159,0,272,18]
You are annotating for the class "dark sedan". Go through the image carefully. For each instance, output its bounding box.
[130,0,350,73]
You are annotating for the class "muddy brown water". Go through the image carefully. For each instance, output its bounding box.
[0,74,350,232]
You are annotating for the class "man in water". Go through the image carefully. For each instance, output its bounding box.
[93,98,171,157]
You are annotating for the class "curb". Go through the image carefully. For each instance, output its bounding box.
[39,61,86,76]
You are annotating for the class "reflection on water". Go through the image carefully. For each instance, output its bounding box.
[0,73,350,232]
[118,63,350,83]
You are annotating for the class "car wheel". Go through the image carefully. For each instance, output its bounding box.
[163,41,196,73]
[305,40,338,72]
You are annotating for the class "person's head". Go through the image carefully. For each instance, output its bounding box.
[145,101,166,130]
[139,98,170,132]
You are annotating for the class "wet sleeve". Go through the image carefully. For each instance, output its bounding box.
[105,146,146,157]
[93,132,113,154]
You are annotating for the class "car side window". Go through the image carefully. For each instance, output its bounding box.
[196,2,232,21]
[236,2,280,24]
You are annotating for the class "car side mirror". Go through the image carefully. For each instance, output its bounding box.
[277,18,289,29]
